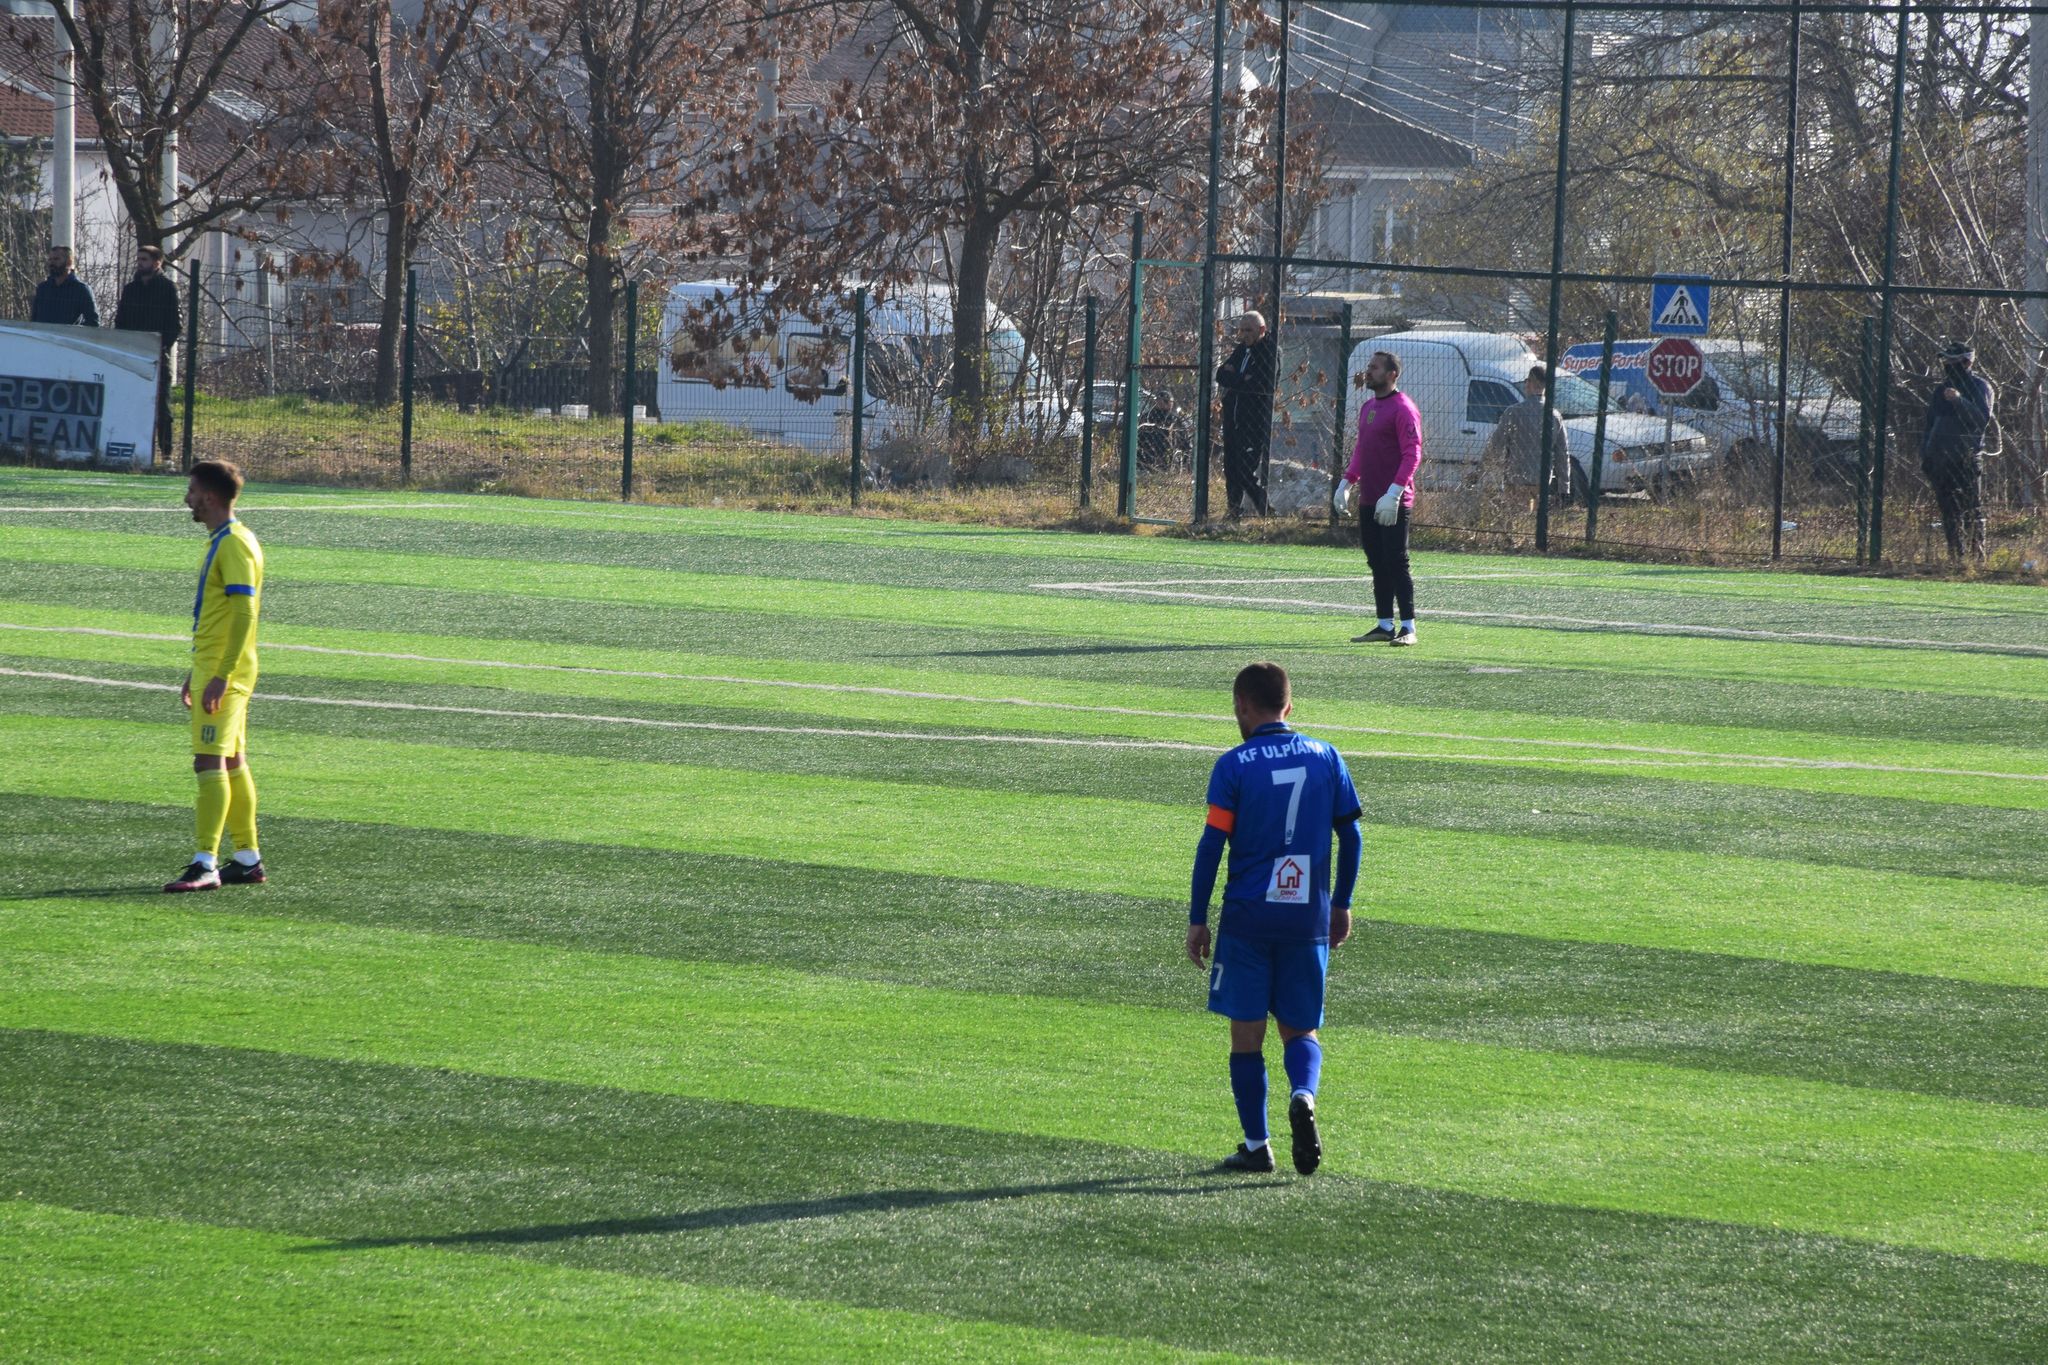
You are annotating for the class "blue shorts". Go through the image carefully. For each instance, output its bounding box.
[1207,933,1328,1031]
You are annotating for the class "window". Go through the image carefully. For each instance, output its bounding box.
[667,324,773,388]
[1467,379,1519,424]
[784,332,847,400]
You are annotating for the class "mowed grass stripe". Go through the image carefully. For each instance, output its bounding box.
[13,666,2048,891]
[6,575,2042,756]
[0,1203,1249,1365]
[25,503,2048,651]
[8,617,2048,807]
[16,472,2048,622]
[14,1035,2045,1365]
[12,795,2047,1108]
[4,524,2043,700]
[6,715,2043,985]
[16,1035,2048,1365]
[5,908,2045,1265]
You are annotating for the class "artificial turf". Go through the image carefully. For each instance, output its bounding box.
[1,467,2043,1360]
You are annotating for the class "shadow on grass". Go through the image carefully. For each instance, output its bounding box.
[917,642,1239,659]
[0,884,176,902]
[296,1171,1287,1252]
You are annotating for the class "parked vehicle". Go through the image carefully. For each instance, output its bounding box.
[656,281,1054,452]
[1346,331,1715,495]
[1558,337,1862,479]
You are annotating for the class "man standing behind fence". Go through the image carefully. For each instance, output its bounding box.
[31,246,98,327]
[1216,310,1275,517]
[1333,351,1423,646]
[1483,365,1570,520]
[1920,339,1993,563]
[115,245,182,464]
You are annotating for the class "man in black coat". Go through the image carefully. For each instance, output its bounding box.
[1215,310,1276,517]
[1920,339,1994,563]
[31,246,99,327]
[114,245,183,462]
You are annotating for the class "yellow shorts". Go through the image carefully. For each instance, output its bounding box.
[191,684,252,758]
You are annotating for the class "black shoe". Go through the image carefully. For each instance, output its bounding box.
[1391,628,1418,647]
[1288,1094,1322,1175]
[1352,625,1396,643]
[219,858,267,885]
[1220,1142,1277,1173]
[163,860,221,893]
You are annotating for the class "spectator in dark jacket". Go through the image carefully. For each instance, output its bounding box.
[115,246,183,462]
[1215,310,1277,517]
[1920,339,1994,562]
[31,246,98,327]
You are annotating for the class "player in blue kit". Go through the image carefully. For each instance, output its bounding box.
[1187,662,1362,1175]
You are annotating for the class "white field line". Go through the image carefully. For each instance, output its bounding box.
[1029,580,2048,657]
[3,634,2045,783]
[0,502,468,514]
[11,664,2029,775]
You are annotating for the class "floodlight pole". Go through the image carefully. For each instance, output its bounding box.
[1264,0,1289,503]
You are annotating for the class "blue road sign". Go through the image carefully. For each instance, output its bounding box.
[1650,278,1710,336]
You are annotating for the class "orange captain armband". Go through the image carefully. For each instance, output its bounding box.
[1205,804,1235,834]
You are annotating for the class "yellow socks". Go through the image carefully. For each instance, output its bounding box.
[195,769,230,860]
[227,762,259,859]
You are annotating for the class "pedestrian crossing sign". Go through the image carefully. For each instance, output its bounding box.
[1650,279,1711,336]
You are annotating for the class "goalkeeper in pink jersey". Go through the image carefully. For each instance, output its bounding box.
[1332,350,1424,647]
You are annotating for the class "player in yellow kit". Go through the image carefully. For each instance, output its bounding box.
[164,460,267,892]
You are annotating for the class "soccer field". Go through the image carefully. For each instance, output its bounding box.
[1,465,2044,1362]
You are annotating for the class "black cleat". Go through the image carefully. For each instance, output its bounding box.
[163,860,221,893]
[1220,1142,1277,1173]
[218,858,267,885]
[1391,628,1418,647]
[1351,625,1396,643]
[1288,1094,1322,1175]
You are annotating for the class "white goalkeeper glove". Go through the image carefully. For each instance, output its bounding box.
[1373,483,1405,526]
[1331,478,1355,517]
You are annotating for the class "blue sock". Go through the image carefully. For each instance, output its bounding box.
[1228,1051,1269,1145]
[1283,1035,1323,1099]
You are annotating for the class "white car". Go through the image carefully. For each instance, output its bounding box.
[1347,330,1715,496]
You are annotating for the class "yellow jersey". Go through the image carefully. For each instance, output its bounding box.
[192,518,263,684]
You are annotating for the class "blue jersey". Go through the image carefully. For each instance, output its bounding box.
[1203,722,1362,942]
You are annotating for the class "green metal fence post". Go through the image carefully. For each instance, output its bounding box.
[400,267,417,483]
[1193,0,1228,525]
[850,286,867,506]
[1079,293,1097,511]
[1331,301,1353,509]
[1867,0,1912,564]
[1586,311,1618,544]
[1856,316,1875,563]
[622,278,638,502]
[1535,0,1580,552]
[180,259,199,471]
[1121,212,1145,520]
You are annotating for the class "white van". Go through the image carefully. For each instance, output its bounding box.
[1347,330,1715,495]
[656,281,1048,452]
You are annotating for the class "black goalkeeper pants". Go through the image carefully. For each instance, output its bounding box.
[1359,503,1414,620]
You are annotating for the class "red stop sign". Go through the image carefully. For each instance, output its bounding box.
[1646,337,1705,397]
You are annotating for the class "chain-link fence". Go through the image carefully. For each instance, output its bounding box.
[1216,0,2048,573]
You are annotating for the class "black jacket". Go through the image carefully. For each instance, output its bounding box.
[31,273,99,327]
[1216,336,1276,428]
[114,270,182,349]
[1921,372,1993,461]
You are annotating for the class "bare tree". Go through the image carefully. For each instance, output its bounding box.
[5,0,314,251]
[290,0,503,404]
[707,0,1247,426]
[486,0,748,416]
